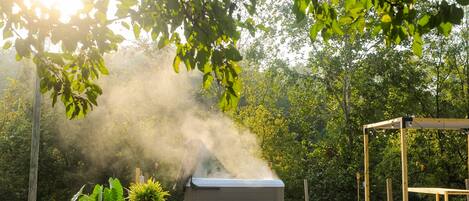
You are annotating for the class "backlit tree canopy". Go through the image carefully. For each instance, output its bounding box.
[0,0,465,118]
[0,0,257,118]
[293,0,467,56]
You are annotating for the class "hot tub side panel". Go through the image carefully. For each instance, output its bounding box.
[184,187,284,201]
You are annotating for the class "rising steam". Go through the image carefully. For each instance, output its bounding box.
[54,47,275,183]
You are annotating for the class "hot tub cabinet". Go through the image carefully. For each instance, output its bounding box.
[184,177,285,201]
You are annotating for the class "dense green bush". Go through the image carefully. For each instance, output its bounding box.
[129,179,169,201]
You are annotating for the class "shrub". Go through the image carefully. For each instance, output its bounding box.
[72,178,124,201]
[128,179,169,201]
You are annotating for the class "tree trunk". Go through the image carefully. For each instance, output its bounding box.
[27,71,41,201]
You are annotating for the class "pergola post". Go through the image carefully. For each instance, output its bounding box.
[467,130,469,181]
[364,127,370,201]
[363,117,469,200]
[400,123,409,201]
[466,130,469,201]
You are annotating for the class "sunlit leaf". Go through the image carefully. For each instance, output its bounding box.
[412,33,423,57]
[2,41,12,49]
[133,23,141,39]
[203,73,213,89]
[381,14,392,23]
[438,22,452,36]
[418,15,431,27]
[173,55,181,73]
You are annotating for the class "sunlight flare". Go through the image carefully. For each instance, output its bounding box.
[24,0,84,22]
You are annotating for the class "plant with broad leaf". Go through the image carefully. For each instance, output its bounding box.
[72,178,125,201]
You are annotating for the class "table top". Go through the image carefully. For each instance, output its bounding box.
[409,187,469,195]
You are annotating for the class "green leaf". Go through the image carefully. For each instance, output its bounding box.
[183,53,194,71]
[121,21,130,29]
[203,63,212,74]
[225,46,243,61]
[15,53,22,61]
[332,20,344,35]
[15,39,30,58]
[256,24,269,32]
[157,36,169,49]
[417,15,431,27]
[232,78,242,97]
[96,11,107,24]
[3,29,13,39]
[339,16,353,25]
[2,41,12,49]
[103,188,111,201]
[293,0,311,21]
[381,14,392,23]
[218,92,229,110]
[66,103,75,119]
[173,55,181,73]
[364,0,372,9]
[345,0,356,10]
[438,22,452,36]
[309,22,324,41]
[356,16,365,33]
[244,1,256,15]
[231,62,241,74]
[90,184,102,196]
[133,23,141,39]
[97,64,109,75]
[203,73,213,90]
[119,0,138,8]
[51,92,58,106]
[108,178,123,201]
[412,33,423,57]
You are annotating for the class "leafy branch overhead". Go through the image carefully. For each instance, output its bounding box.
[0,0,257,118]
[293,0,467,56]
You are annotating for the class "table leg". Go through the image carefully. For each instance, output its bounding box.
[444,192,449,201]
[436,193,440,201]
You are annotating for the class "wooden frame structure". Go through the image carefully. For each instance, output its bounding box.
[363,117,469,201]
[408,187,469,201]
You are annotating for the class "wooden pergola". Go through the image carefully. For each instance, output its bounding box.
[363,117,469,201]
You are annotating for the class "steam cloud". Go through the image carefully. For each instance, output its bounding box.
[54,48,275,184]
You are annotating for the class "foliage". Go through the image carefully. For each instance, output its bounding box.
[232,2,468,198]
[72,178,124,201]
[128,179,169,201]
[0,1,468,201]
[2,0,464,118]
[0,64,92,200]
[0,0,258,118]
[293,0,466,56]
[0,51,174,201]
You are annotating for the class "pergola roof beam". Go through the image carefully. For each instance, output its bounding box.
[364,117,469,130]
[363,117,402,129]
[408,118,469,129]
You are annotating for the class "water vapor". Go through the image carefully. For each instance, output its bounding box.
[55,48,275,184]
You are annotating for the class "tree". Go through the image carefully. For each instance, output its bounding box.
[3,0,464,118]
[0,67,89,201]
[293,0,467,56]
[0,0,257,118]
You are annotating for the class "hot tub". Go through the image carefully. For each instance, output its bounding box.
[183,177,284,201]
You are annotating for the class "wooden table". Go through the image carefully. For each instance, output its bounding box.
[409,187,469,201]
